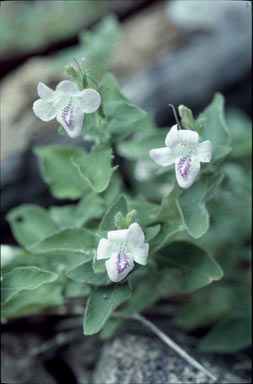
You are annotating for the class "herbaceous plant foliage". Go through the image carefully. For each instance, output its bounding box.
[1,16,251,353]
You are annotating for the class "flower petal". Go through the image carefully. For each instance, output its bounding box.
[177,129,199,145]
[127,223,145,247]
[105,252,134,282]
[132,243,149,265]
[175,155,200,189]
[78,89,101,113]
[37,82,55,101]
[97,238,113,260]
[33,99,59,121]
[165,124,179,147]
[56,80,80,96]
[197,140,212,163]
[56,99,83,138]
[107,229,128,243]
[165,124,199,148]
[150,147,177,167]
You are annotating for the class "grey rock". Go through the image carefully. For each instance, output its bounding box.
[1,332,56,384]
[93,334,247,384]
[62,334,102,384]
[167,0,251,33]
[122,0,251,119]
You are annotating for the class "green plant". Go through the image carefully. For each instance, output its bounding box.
[1,17,251,365]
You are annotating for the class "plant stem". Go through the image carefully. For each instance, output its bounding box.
[168,104,182,129]
[74,57,83,75]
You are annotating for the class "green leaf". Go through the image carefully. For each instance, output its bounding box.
[83,282,132,335]
[1,283,63,319]
[101,174,123,205]
[152,221,184,253]
[117,131,167,160]
[198,317,252,353]
[157,241,223,294]
[125,273,165,314]
[176,174,223,239]
[49,205,76,229]
[176,181,209,239]
[49,193,105,229]
[66,261,110,286]
[6,205,57,248]
[75,193,105,226]
[99,74,146,139]
[173,285,235,331]
[127,197,159,226]
[1,245,37,272]
[1,266,58,304]
[93,258,107,274]
[103,100,146,125]
[35,146,89,199]
[58,125,68,136]
[64,280,90,298]
[100,73,126,102]
[200,163,251,250]
[99,317,125,340]
[71,146,115,193]
[226,107,252,158]
[144,225,161,243]
[82,112,112,143]
[199,93,231,160]
[27,228,96,259]
[155,184,180,223]
[100,195,128,231]
[80,16,120,79]
[110,115,156,142]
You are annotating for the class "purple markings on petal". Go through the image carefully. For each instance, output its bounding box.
[62,102,74,130]
[177,155,192,179]
[116,251,130,275]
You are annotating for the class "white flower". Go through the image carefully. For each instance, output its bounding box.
[33,80,101,138]
[150,124,212,189]
[97,223,149,283]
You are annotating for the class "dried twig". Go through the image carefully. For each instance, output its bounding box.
[28,331,79,357]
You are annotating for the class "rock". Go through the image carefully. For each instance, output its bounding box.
[1,317,102,384]
[111,2,182,79]
[121,0,251,122]
[62,334,102,384]
[93,334,247,384]
[1,332,57,384]
[167,0,249,32]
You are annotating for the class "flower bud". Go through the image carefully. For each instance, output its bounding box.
[82,74,89,89]
[114,212,126,229]
[125,210,137,227]
[196,117,205,135]
[178,105,195,130]
[65,65,83,90]
[65,65,79,79]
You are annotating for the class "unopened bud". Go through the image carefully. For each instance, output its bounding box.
[114,212,126,229]
[196,117,205,135]
[178,105,195,130]
[82,74,89,89]
[65,65,79,79]
[125,210,137,227]
[65,65,83,89]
